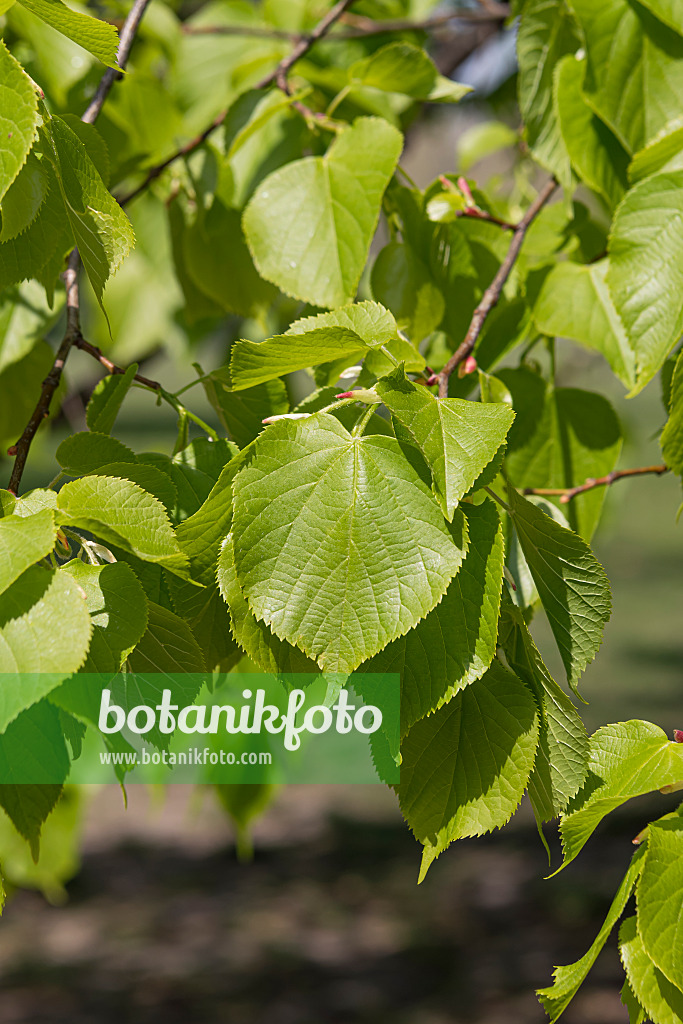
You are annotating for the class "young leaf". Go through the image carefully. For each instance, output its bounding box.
[398,660,539,881]
[43,115,134,308]
[517,0,580,185]
[560,721,683,868]
[375,366,514,521]
[507,486,611,688]
[56,431,137,475]
[0,508,57,596]
[0,566,92,732]
[230,326,370,390]
[232,412,467,673]
[660,347,683,475]
[203,373,288,448]
[636,819,683,989]
[608,170,683,393]
[243,117,403,308]
[127,601,205,674]
[499,600,589,819]
[217,535,319,674]
[357,499,505,735]
[537,848,645,1021]
[61,560,148,672]
[533,260,636,391]
[568,0,683,153]
[349,42,470,103]
[555,55,629,209]
[56,476,189,577]
[0,152,49,241]
[286,300,398,347]
[86,365,138,434]
[619,915,683,1024]
[0,39,39,203]
[16,0,119,68]
[505,386,623,541]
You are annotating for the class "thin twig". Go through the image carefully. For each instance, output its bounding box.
[118,0,360,206]
[183,4,510,39]
[437,178,557,398]
[524,465,670,504]
[82,0,152,123]
[73,337,161,390]
[75,338,220,440]
[6,0,152,494]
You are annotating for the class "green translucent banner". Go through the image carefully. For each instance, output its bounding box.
[0,673,400,785]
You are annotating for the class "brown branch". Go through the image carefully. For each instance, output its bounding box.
[182,4,510,39]
[73,337,161,391]
[437,178,558,398]
[6,0,152,494]
[118,0,365,206]
[7,254,80,493]
[524,465,670,504]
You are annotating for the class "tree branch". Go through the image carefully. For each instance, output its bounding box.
[5,0,152,495]
[118,0,362,206]
[524,465,670,504]
[182,4,510,39]
[437,178,557,398]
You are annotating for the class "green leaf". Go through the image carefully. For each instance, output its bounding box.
[608,171,683,394]
[349,42,471,103]
[559,721,683,869]
[555,55,629,209]
[507,486,611,689]
[86,365,137,434]
[176,447,252,585]
[61,560,148,672]
[243,117,403,308]
[139,452,214,523]
[630,0,683,36]
[0,566,92,732]
[127,601,205,674]
[0,281,62,374]
[203,373,288,449]
[56,431,136,475]
[232,412,467,673]
[517,0,580,185]
[568,0,683,154]
[637,819,683,989]
[505,386,623,540]
[56,476,189,577]
[89,462,178,517]
[0,508,57,597]
[0,39,39,204]
[619,915,683,1024]
[621,980,647,1024]
[0,152,49,242]
[43,114,134,307]
[661,349,683,475]
[537,848,645,1021]
[16,0,119,68]
[217,534,319,674]
[371,242,445,343]
[375,367,515,521]
[183,200,276,318]
[357,499,505,735]
[629,120,683,183]
[499,600,589,819]
[0,703,68,857]
[231,327,371,390]
[533,260,636,391]
[166,575,240,673]
[398,660,539,881]
[0,165,72,303]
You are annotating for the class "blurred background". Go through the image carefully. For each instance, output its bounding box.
[1,1,681,1021]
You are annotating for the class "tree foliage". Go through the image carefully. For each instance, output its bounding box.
[0,0,682,1017]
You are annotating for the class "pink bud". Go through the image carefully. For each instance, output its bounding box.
[674,730,683,743]
[457,177,475,205]
[458,355,478,378]
[6,445,17,456]
[337,391,355,399]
